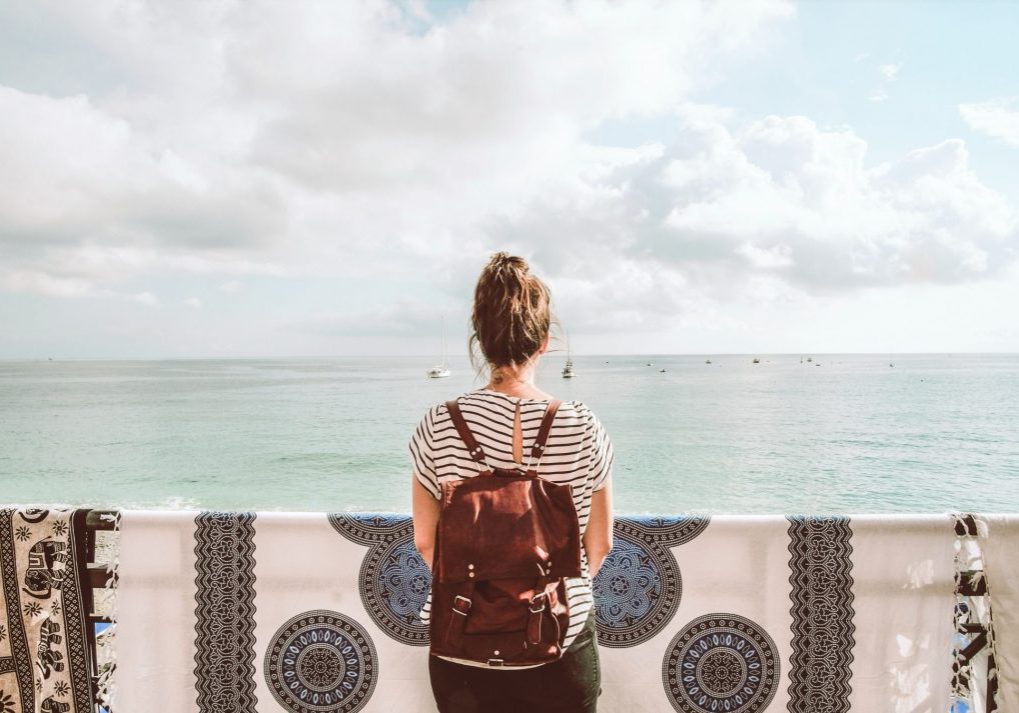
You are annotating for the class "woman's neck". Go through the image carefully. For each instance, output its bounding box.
[486,360,548,398]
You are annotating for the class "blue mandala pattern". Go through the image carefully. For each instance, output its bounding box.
[662,613,780,713]
[593,516,710,647]
[264,610,377,713]
[594,532,678,648]
[329,513,431,645]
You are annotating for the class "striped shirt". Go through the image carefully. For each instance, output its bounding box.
[409,387,614,667]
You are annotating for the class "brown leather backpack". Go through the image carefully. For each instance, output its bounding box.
[429,397,582,667]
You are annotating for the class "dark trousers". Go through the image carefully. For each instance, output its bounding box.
[429,612,601,713]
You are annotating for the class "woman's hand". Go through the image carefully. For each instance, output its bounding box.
[583,484,613,578]
[412,475,441,569]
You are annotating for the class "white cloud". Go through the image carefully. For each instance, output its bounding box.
[879,62,902,81]
[130,291,158,306]
[959,97,1019,147]
[0,0,795,302]
[475,106,1018,335]
[0,0,1016,353]
[183,297,202,309]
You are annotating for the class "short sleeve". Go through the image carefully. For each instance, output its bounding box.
[408,406,441,500]
[585,408,614,492]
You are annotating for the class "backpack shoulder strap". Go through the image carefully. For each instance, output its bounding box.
[529,399,562,461]
[444,399,487,465]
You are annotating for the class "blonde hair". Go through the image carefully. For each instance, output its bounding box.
[468,252,558,375]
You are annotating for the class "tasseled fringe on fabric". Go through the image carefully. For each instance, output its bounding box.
[95,509,121,712]
[951,511,1001,713]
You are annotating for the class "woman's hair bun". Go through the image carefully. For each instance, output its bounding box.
[469,251,556,370]
[486,251,528,278]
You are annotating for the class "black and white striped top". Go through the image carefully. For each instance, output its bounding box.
[409,387,614,666]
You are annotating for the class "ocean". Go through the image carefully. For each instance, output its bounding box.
[1,354,1017,515]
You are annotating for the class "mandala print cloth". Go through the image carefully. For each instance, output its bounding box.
[110,511,970,712]
[110,510,430,713]
[0,507,95,713]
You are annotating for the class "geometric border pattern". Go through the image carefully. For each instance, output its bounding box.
[65,508,96,710]
[0,508,45,712]
[193,511,258,713]
[785,515,855,713]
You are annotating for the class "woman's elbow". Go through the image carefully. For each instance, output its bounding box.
[414,533,434,567]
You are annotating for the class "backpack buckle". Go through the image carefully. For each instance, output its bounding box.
[528,590,547,613]
[453,595,472,616]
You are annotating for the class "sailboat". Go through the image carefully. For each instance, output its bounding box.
[562,337,575,378]
[426,316,451,379]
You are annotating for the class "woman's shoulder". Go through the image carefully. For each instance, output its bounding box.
[416,390,604,425]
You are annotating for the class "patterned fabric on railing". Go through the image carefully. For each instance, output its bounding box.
[93,510,997,712]
[0,507,95,713]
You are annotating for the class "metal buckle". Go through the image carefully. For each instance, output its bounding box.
[528,590,547,613]
[453,595,472,616]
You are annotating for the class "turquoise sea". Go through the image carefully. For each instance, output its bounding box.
[1,354,1017,514]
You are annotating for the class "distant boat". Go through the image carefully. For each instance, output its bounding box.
[659,368,666,373]
[562,338,575,378]
[427,316,451,379]
[806,357,812,363]
[705,359,711,364]
[889,362,894,367]
[646,361,653,367]
[752,358,760,364]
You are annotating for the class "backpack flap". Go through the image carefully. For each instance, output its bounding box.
[437,477,582,584]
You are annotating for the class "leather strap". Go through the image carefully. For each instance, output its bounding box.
[529,399,562,461]
[526,575,557,645]
[445,582,475,646]
[445,400,487,465]
[445,397,562,472]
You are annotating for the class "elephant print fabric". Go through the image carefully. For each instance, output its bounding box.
[0,508,94,713]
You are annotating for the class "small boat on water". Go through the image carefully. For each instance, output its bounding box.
[427,316,451,379]
[646,361,653,367]
[705,359,711,364]
[562,339,575,378]
[659,368,666,373]
[806,357,812,363]
[752,357,760,364]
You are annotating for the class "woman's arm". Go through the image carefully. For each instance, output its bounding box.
[412,475,441,569]
[583,484,613,577]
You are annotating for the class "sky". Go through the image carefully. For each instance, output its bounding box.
[0,0,1017,359]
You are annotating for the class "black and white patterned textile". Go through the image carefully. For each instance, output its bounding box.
[0,507,95,713]
[106,511,980,712]
[328,514,430,646]
[111,511,425,712]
